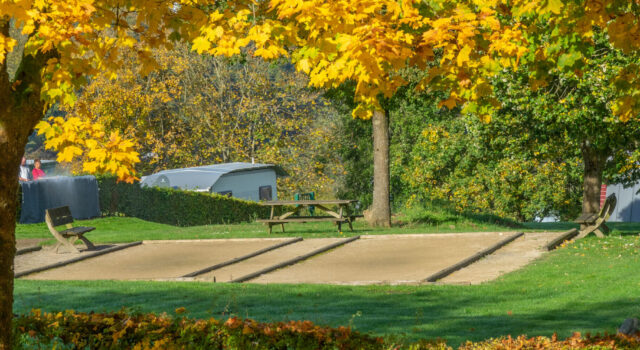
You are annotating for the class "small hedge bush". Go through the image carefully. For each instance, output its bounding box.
[97,176,270,226]
[12,309,640,349]
[13,309,388,350]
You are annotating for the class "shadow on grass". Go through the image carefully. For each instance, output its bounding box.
[14,279,633,346]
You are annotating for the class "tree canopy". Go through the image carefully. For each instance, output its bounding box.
[4,0,640,347]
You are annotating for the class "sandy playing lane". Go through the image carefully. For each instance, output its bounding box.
[441,231,565,284]
[24,239,291,280]
[195,238,345,282]
[250,232,514,284]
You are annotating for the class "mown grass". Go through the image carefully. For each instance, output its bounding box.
[13,233,640,346]
[15,216,522,244]
[16,214,640,245]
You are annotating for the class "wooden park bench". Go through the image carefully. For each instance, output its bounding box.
[574,193,616,239]
[45,206,96,253]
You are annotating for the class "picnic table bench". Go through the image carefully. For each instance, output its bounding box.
[574,193,616,239]
[45,206,96,253]
[256,200,361,234]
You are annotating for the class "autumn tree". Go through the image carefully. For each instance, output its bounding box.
[0,1,213,346]
[4,0,640,347]
[65,45,343,197]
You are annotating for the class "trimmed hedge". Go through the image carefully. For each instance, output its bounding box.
[97,176,270,226]
[13,310,389,350]
[13,309,640,349]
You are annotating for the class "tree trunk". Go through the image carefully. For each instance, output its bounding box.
[368,109,391,227]
[0,138,21,349]
[0,21,51,347]
[581,143,606,215]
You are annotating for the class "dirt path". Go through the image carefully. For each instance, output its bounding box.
[23,238,290,280]
[195,238,345,282]
[15,232,565,284]
[16,238,47,251]
[251,232,515,285]
[15,244,130,276]
[440,231,563,284]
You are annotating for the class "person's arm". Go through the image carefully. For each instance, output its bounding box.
[19,167,29,182]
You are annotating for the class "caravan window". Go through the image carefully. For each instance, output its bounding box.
[259,186,272,201]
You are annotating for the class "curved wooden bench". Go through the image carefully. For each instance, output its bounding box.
[574,193,616,239]
[46,206,96,253]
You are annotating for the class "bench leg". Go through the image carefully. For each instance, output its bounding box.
[268,224,273,235]
[593,228,605,238]
[55,239,80,253]
[281,223,285,233]
[348,218,354,231]
[337,222,342,233]
[576,225,596,239]
[78,235,96,250]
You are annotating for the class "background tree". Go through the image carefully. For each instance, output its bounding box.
[192,1,531,227]
[492,38,640,216]
[4,0,640,347]
[63,45,343,197]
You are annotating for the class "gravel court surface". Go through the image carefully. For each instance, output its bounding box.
[15,244,130,276]
[22,239,290,281]
[440,231,566,284]
[250,232,515,285]
[195,238,346,282]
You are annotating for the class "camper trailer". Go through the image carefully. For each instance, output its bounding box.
[140,162,287,202]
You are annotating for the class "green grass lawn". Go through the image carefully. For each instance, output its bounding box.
[16,214,640,245]
[15,216,523,244]
[13,216,640,346]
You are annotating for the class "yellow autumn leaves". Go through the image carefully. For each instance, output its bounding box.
[35,117,139,183]
[3,0,640,184]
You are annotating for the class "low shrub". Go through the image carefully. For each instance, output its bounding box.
[13,309,386,349]
[12,309,640,349]
[97,176,270,226]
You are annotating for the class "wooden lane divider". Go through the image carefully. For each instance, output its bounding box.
[423,232,524,283]
[15,241,143,278]
[545,228,579,251]
[230,235,361,283]
[16,246,42,255]
[182,237,304,278]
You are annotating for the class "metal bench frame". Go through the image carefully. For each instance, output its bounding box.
[45,206,96,253]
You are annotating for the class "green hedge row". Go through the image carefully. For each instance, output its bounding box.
[97,176,270,226]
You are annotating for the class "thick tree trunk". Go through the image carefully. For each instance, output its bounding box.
[0,21,50,348]
[368,109,391,227]
[581,143,606,215]
[0,136,21,349]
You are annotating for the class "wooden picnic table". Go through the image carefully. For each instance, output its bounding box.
[256,199,360,234]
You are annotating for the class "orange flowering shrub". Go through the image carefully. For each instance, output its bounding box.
[12,309,640,349]
[13,309,385,349]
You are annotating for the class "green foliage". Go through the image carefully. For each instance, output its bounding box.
[68,46,343,199]
[97,176,269,226]
[404,113,583,221]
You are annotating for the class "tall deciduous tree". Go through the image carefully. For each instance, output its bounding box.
[191,1,529,227]
[4,0,640,347]
[0,1,210,347]
[63,45,343,197]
